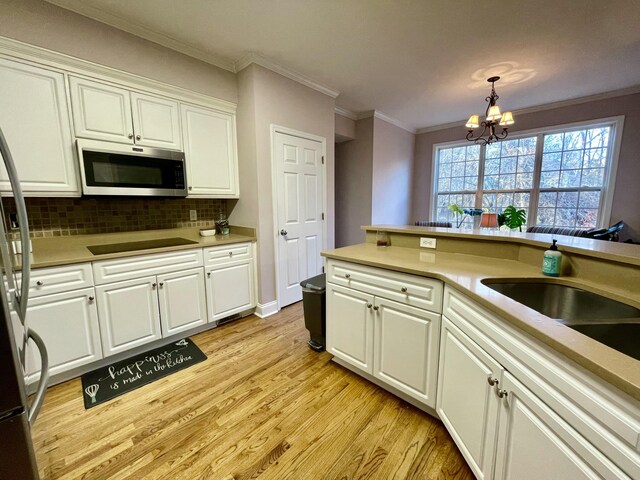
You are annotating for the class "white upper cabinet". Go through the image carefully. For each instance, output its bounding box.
[70,77,182,150]
[0,58,78,195]
[130,92,181,150]
[181,104,239,198]
[69,76,134,144]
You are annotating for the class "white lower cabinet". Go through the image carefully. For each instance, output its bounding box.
[436,316,502,480]
[95,276,162,356]
[158,268,207,336]
[205,262,254,322]
[326,260,442,408]
[17,287,102,382]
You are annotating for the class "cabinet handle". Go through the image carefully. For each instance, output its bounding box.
[159,282,164,287]
[373,305,379,311]
[345,274,351,279]
[88,296,94,302]
[497,389,508,398]
[36,280,44,286]
[152,282,157,289]
[401,287,407,293]
[128,133,133,139]
[207,272,211,278]
[136,134,141,140]
[487,376,499,386]
[366,303,372,309]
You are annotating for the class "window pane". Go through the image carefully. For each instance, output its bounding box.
[542,153,561,171]
[564,130,585,150]
[483,136,537,192]
[581,168,604,187]
[559,170,581,188]
[536,189,600,229]
[578,191,601,209]
[540,171,559,188]
[435,145,481,195]
[543,134,563,152]
[585,127,609,149]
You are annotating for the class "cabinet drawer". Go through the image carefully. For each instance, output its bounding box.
[93,249,203,285]
[203,242,252,266]
[327,260,443,313]
[16,263,94,298]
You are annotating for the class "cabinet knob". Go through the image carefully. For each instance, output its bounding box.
[136,134,141,140]
[36,280,44,286]
[497,389,508,399]
[373,305,379,311]
[159,282,164,287]
[345,274,351,279]
[366,303,372,309]
[152,282,157,288]
[229,252,233,256]
[207,272,211,278]
[401,287,407,293]
[189,186,193,191]
[88,296,94,302]
[128,133,133,139]
[487,376,499,387]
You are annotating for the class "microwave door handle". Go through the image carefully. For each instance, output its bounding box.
[26,328,49,425]
[0,128,30,321]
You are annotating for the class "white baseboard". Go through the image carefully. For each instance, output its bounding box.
[255,301,279,318]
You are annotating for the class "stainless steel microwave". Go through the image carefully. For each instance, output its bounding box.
[77,139,187,197]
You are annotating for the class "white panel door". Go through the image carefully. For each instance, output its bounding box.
[274,130,324,307]
[205,261,255,322]
[17,288,102,381]
[69,76,134,144]
[131,92,182,150]
[181,104,238,197]
[494,371,629,480]
[0,58,78,194]
[96,276,161,356]
[436,316,503,480]
[373,297,440,407]
[326,283,374,374]
[157,268,207,337]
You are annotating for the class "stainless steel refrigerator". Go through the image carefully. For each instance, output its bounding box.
[0,127,49,479]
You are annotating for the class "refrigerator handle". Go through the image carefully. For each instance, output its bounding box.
[26,328,48,425]
[0,127,30,322]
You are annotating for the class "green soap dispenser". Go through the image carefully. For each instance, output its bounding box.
[542,239,562,277]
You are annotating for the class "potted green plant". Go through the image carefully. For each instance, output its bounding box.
[448,204,483,228]
[501,205,527,232]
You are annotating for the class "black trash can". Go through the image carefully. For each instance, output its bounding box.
[300,273,326,351]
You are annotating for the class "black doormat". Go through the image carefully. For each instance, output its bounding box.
[81,338,207,409]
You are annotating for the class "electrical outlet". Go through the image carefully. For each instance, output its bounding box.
[420,237,437,249]
[189,209,197,221]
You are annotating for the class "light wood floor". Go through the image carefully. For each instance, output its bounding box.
[33,302,474,480]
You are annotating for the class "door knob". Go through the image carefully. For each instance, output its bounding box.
[280,229,288,236]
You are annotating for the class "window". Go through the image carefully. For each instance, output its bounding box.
[432,118,622,229]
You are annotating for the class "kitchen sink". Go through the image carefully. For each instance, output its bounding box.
[87,237,198,255]
[482,280,640,360]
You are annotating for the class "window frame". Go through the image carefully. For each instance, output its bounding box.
[430,115,625,229]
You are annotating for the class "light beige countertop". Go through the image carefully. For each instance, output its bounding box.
[27,226,256,269]
[321,241,640,402]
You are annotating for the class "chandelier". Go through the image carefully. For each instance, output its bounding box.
[465,76,514,145]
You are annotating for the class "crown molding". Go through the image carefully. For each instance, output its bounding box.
[45,0,236,72]
[235,52,340,99]
[334,106,358,120]
[0,36,237,113]
[357,110,416,134]
[415,85,640,135]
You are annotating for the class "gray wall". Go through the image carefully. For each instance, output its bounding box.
[335,113,356,141]
[411,92,640,241]
[0,0,237,103]
[229,64,335,306]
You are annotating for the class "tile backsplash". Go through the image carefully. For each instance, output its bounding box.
[1,197,226,238]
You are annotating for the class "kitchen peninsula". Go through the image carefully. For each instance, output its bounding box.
[321,225,640,480]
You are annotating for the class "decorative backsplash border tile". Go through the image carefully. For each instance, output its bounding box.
[1,197,226,238]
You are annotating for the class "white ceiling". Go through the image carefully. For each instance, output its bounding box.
[47,0,640,131]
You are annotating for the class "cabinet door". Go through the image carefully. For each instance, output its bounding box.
[181,104,238,197]
[157,268,207,336]
[494,371,630,480]
[205,261,255,322]
[95,276,161,356]
[130,92,181,150]
[436,316,503,480]
[373,297,440,407]
[69,76,134,144]
[326,283,374,374]
[15,288,102,382]
[0,58,78,194]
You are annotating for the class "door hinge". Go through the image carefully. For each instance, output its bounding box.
[322,156,324,165]
[321,213,324,220]
[322,266,325,273]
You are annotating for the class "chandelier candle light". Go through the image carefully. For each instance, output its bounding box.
[465,76,514,145]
